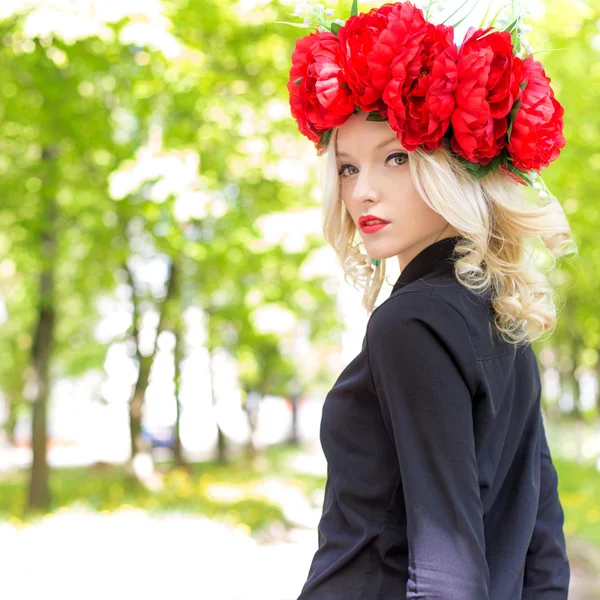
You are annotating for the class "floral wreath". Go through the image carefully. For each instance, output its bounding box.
[280,0,566,194]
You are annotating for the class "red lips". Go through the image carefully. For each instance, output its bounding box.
[358,214,389,228]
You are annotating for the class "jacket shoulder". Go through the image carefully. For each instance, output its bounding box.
[379,276,507,360]
[367,287,480,395]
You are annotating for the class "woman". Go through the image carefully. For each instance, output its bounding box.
[285,2,576,599]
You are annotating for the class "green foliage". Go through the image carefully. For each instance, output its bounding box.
[528,1,600,371]
[0,0,342,434]
[554,455,600,547]
[0,442,326,534]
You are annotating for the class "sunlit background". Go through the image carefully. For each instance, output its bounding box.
[1,0,599,598]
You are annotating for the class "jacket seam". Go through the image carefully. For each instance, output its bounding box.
[377,288,515,364]
[373,288,475,355]
[478,350,517,362]
[368,288,484,403]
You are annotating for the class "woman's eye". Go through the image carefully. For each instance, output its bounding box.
[388,152,408,166]
[338,164,358,177]
[338,153,407,177]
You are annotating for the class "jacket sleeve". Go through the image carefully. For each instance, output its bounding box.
[367,293,489,600]
[522,412,570,598]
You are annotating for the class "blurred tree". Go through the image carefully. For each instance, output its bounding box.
[0,0,344,512]
[0,13,145,510]
[529,0,600,420]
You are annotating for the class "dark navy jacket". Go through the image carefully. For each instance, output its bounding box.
[297,235,570,600]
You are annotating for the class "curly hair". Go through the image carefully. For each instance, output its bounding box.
[318,127,578,346]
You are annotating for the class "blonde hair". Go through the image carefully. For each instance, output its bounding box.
[319,127,578,346]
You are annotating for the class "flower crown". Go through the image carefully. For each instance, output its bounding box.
[281,0,566,189]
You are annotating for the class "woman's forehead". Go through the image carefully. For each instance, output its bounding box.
[335,131,407,158]
[334,114,407,154]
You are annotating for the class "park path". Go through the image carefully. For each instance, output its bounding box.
[0,497,598,599]
[0,439,597,599]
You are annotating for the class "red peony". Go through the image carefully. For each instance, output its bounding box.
[367,1,428,92]
[382,22,458,151]
[287,31,355,145]
[337,3,397,113]
[450,27,523,165]
[506,57,566,171]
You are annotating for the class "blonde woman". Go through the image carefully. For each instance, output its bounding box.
[285,2,576,599]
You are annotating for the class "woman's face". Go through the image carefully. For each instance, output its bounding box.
[334,110,457,270]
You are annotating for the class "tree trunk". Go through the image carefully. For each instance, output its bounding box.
[128,381,147,460]
[563,302,583,419]
[561,368,581,419]
[244,390,260,461]
[127,258,178,465]
[172,313,186,468]
[207,347,227,464]
[216,426,227,464]
[594,361,600,413]
[288,392,300,446]
[27,151,57,513]
[4,392,20,446]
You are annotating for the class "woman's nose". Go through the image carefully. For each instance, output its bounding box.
[352,167,379,204]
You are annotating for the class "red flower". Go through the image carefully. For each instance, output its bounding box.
[506,57,566,171]
[450,27,523,165]
[382,22,458,151]
[287,31,355,146]
[367,1,428,91]
[337,3,397,113]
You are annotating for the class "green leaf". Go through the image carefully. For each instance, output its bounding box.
[505,163,534,185]
[505,17,520,34]
[530,47,568,56]
[507,121,514,144]
[452,0,484,29]
[488,154,502,174]
[478,0,493,29]
[466,161,482,172]
[331,22,341,35]
[442,0,470,26]
[457,157,496,180]
[507,100,522,141]
[365,111,387,122]
[294,77,302,86]
[487,5,505,29]
[350,0,358,18]
[274,20,312,29]
[507,81,528,143]
[475,27,500,42]
[513,34,521,54]
[319,129,333,148]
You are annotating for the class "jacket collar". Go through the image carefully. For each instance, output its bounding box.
[390,235,466,295]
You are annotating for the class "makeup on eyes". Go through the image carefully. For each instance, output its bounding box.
[337,152,408,177]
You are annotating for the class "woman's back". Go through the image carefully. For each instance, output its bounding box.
[297,236,570,600]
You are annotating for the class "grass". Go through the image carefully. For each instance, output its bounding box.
[0,442,326,535]
[0,443,598,552]
[555,456,600,548]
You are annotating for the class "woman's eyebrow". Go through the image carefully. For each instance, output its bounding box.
[336,137,404,158]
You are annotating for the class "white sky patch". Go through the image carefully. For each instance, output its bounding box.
[108,129,223,221]
[1,0,182,57]
[280,0,547,46]
[252,304,298,336]
[254,208,321,253]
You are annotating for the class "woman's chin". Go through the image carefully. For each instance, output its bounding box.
[365,250,387,261]
[363,242,390,260]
